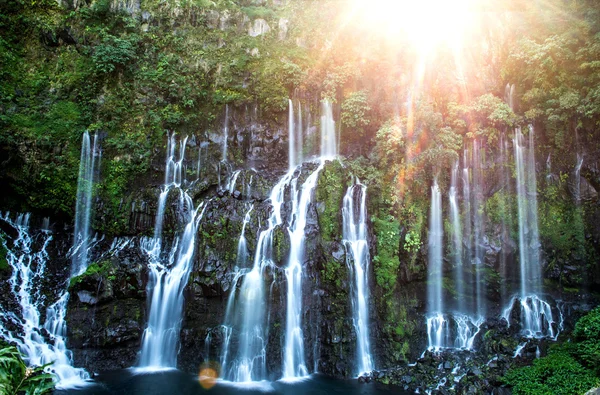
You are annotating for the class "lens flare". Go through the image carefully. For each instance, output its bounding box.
[198,361,220,390]
[352,0,477,55]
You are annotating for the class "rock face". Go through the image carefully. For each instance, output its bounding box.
[1,107,599,386]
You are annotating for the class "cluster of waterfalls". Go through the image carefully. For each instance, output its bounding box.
[426,85,562,351]
[0,90,579,389]
[0,99,374,387]
[0,131,100,388]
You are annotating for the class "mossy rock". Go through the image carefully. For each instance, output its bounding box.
[315,160,350,243]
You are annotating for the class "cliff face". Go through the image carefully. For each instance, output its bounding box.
[34,111,594,379]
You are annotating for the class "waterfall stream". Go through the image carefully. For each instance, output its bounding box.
[342,180,373,375]
[138,134,208,368]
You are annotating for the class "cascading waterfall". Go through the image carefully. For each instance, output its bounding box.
[0,213,90,388]
[288,99,305,170]
[138,134,207,368]
[227,170,242,195]
[236,204,254,268]
[575,154,584,203]
[0,131,101,387]
[289,99,296,170]
[426,181,445,350]
[221,101,337,381]
[449,161,464,310]
[320,100,337,160]
[221,170,295,382]
[71,131,101,277]
[342,180,373,376]
[282,164,324,379]
[471,141,486,318]
[502,126,556,338]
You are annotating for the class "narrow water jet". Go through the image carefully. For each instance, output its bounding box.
[222,104,230,162]
[71,131,101,277]
[449,161,464,309]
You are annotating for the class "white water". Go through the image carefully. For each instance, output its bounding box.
[499,125,556,339]
[227,170,242,195]
[342,180,373,376]
[289,99,305,170]
[454,315,483,349]
[71,131,101,277]
[223,105,230,162]
[283,164,324,379]
[320,100,337,160]
[449,161,464,308]
[289,99,296,170]
[471,141,485,317]
[427,181,444,350]
[0,213,90,388]
[222,170,296,382]
[236,204,254,268]
[575,154,584,203]
[139,134,207,368]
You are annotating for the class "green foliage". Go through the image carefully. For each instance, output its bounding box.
[573,307,600,374]
[69,260,116,288]
[372,215,400,292]
[341,90,371,139]
[92,33,138,74]
[0,346,55,395]
[504,349,598,395]
[316,161,348,242]
[0,233,8,272]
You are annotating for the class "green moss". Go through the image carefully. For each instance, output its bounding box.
[372,215,400,293]
[69,260,116,288]
[316,161,348,243]
[0,235,9,272]
[321,259,344,289]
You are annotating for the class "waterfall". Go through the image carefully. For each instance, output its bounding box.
[289,99,296,170]
[449,161,464,310]
[226,170,242,195]
[222,105,230,162]
[221,170,295,382]
[342,180,373,376]
[472,141,486,317]
[426,180,445,350]
[575,154,584,203]
[297,102,304,166]
[282,164,324,379]
[138,134,207,368]
[289,99,305,170]
[505,125,555,338]
[71,131,101,277]
[236,204,253,268]
[0,213,90,388]
[320,100,337,160]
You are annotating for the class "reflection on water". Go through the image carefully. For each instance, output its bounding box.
[55,369,407,395]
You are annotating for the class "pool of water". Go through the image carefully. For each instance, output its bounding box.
[55,370,407,395]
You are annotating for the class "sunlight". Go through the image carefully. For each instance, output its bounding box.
[353,0,476,55]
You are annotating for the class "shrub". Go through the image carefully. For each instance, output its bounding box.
[0,346,55,395]
[504,349,598,395]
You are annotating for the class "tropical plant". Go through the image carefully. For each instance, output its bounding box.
[0,346,55,395]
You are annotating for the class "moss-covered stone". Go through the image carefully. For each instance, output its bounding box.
[69,260,116,289]
[316,160,349,243]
